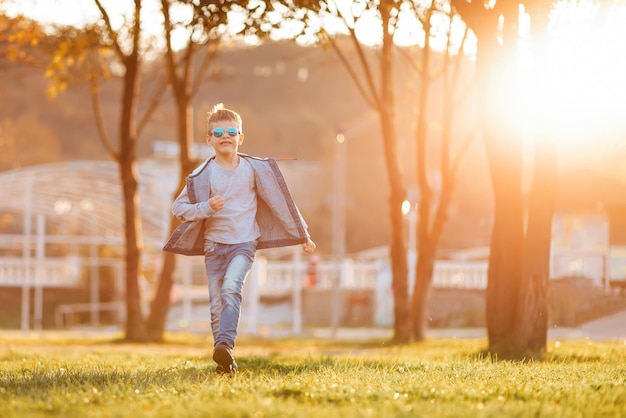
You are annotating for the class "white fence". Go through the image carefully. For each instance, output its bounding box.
[432,261,489,289]
[0,256,124,331]
[0,257,491,291]
[251,259,488,294]
[551,248,611,288]
[0,257,81,287]
[2,248,622,294]
[3,246,626,332]
[259,259,381,292]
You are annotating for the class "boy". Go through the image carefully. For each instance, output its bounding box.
[163,103,315,374]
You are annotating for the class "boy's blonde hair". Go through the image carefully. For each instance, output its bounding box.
[207,103,242,133]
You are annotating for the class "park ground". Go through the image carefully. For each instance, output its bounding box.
[0,311,626,418]
[0,311,625,418]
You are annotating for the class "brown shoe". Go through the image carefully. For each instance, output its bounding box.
[213,344,237,374]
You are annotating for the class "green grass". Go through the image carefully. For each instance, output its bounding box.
[0,333,625,417]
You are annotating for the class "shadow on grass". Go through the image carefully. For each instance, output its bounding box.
[0,355,397,396]
[85,334,399,353]
[0,363,219,394]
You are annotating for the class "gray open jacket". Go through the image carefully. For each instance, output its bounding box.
[163,154,309,256]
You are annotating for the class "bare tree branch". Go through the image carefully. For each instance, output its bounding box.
[191,41,219,93]
[346,25,381,107]
[93,0,125,60]
[451,124,478,174]
[137,75,169,137]
[398,46,421,75]
[89,75,119,162]
[327,37,377,108]
[331,0,382,107]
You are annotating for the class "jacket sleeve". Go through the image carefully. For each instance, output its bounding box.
[172,185,214,222]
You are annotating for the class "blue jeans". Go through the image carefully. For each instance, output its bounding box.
[204,240,256,349]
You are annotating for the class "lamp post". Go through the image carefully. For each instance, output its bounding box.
[331,115,377,261]
[330,117,376,335]
[330,130,346,336]
[332,130,347,262]
[402,197,418,293]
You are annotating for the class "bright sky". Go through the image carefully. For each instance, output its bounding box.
[518,1,626,157]
[3,0,133,27]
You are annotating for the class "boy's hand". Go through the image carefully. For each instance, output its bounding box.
[209,195,225,212]
[302,237,316,254]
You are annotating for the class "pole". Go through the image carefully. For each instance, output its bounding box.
[331,132,347,337]
[90,217,100,326]
[34,214,45,331]
[332,132,347,261]
[21,177,33,332]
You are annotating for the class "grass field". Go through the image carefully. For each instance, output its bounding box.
[0,332,624,417]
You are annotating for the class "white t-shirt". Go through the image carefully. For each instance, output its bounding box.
[204,158,260,244]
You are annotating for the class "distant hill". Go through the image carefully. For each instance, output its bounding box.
[0,39,505,254]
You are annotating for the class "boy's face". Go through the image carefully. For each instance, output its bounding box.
[206,120,244,155]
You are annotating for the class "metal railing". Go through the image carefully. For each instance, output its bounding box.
[55,301,125,329]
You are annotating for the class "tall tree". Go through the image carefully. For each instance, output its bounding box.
[511,0,626,355]
[280,0,475,341]
[512,1,555,356]
[2,3,156,341]
[145,0,222,342]
[43,0,163,341]
[146,0,269,341]
[288,0,411,341]
[89,0,148,341]
[406,5,476,340]
[451,0,556,357]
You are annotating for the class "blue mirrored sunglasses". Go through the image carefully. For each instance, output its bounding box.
[211,128,239,138]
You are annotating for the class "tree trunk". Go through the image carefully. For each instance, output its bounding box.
[514,134,557,356]
[378,4,410,343]
[510,0,557,359]
[120,157,147,342]
[119,42,148,342]
[145,226,177,341]
[389,194,410,343]
[409,13,470,341]
[146,102,194,341]
[485,190,523,356]
[410,11,434,341]
[478,33,525,357]
[451,0,555,358]
[411,177,454,340]
[411,252,434,340]
[146,0,198,341]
